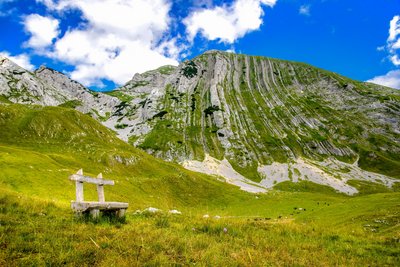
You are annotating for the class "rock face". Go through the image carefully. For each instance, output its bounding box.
[1,51,399,194]
[0,56,121,122]
[35,66,120,120]
[0,56,68,105]
[111,51,400,185]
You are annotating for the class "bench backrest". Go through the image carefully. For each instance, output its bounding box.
[69,169,114,202]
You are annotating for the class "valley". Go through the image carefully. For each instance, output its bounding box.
[0,52,399,265]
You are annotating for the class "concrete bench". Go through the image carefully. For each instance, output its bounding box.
[69,169,128,218]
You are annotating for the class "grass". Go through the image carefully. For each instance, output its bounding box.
[58,100,82,109]
[347,180,398,195]
[0,103,399,265]
[104,90,134,102]
[114,123,129,129]
[156,65,176,75]
[274,180,343,194]
[0,94,12,103]
[138,119,184,153]
[1,189,399,266]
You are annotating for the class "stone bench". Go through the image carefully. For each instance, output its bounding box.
[69,169,128,218]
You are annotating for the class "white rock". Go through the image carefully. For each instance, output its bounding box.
[169,209,182,215]
[145,207,161,213]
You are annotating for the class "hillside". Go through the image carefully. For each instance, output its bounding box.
[1,51,399,194]
[0,103,399,266]
[0,103,254,210]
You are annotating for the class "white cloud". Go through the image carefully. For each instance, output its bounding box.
[392,39,400,50]
[367,70,400,89]
[388,15,400,42]
[184,0,277,43]
[0,51,35,70]
[52,29,177,86]
[35,0,180,87]
[32,0,278,87]
[376,46,385,52]
[299,5,310,16]
[35,0,57,10]
[369,15,400,90]
[226,47,236,53]
[391,55,400,66]
[23,14,60,49]
[387,15,400,65]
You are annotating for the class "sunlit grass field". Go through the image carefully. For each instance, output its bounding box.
[1,189,399,266]
[0,104,399,265]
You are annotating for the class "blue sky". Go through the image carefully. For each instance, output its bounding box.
[0,0,399,90]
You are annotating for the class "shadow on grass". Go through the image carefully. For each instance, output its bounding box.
[74,210,127,227]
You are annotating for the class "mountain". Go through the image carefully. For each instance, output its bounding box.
[35,66,121,120]
[109,51,400,193]
[2,102,399,266]
[0,103,250,209]
[0,55,122,120]
[1,52,400,266]
[0,51,399,194]
[0,56,68,105]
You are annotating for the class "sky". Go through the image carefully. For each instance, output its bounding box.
[0,0,399,91]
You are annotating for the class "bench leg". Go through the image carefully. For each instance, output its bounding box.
[116,209,126,218]
[90,209,100,219]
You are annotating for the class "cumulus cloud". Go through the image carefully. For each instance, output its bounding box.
[23,14,60,49]
[367,15,400,89]
[367,70,400,89]
[388,15,400,66]
[35,0,179,87]
[52,29,178,86]
[184,0,277,43]
[299,5,310,16]
[31,0,278,87]
[388,15,400,42]
[0,51,35,70]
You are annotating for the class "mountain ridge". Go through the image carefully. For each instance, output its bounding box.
[1,51,399,194]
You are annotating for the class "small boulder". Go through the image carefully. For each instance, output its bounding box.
[169,209,182,215]
[145,207,161,213]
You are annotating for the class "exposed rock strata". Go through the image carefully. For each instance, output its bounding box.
[1,51,399,193]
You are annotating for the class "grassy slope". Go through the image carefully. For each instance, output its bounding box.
[0,103,251,211]
[0,103,399,265]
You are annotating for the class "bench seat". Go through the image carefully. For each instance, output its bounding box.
[69,170,129,218]
[71,201,129,212]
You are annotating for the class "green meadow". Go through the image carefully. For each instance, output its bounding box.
[0,104,399,266]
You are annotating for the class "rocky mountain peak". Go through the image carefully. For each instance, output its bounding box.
[0,52,399,194]
[35,65,48,73]
[0,56,69,106]
[0,56,27,73]
[105,51,400,193]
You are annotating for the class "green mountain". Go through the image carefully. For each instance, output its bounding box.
[0,103,252,209]
[112,51,400,193]
[1,51,399,194]
[1,53,400,265]
[0,105,399,266]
